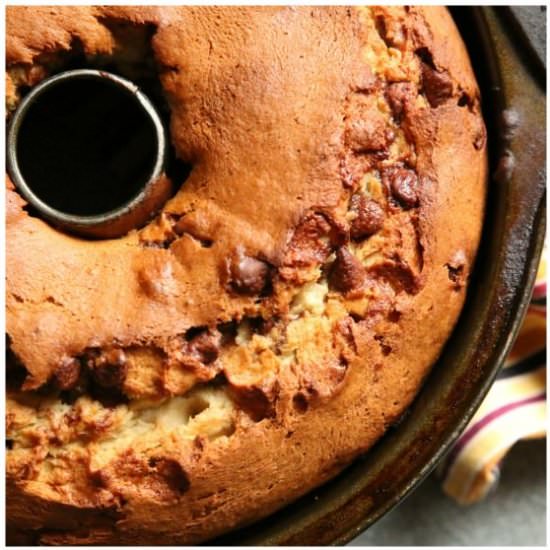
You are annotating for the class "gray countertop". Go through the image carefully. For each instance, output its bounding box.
[349,439,546,546]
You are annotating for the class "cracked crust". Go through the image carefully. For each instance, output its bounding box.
[6,6,486,545]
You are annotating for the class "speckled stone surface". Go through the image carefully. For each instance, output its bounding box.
[509,6,546,68]
[349,439,546,546]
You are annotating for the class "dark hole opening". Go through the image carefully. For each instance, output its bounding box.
[15,75,158,217]
[457,92,471,107]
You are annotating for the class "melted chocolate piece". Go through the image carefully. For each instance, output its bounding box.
[54,358,81,390]
[421,63,453,108]
[350,194,385,240]
[187,329,221,364]
[383,167,419,209]
[329,247,366,293]
[87,348,128,389]
[230,253,270,295]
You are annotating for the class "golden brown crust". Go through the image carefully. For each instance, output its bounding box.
[6,6,486,544]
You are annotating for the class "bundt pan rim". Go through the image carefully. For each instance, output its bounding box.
[213,6,546,545]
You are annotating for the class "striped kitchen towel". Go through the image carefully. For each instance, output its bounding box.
[438,243,547,505]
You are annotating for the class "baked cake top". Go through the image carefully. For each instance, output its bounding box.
[6,6,486,545]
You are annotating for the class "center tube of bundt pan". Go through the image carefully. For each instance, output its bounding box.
[6,69,169,239]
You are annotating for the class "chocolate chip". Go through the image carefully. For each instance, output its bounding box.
[329,247,366,293]
[187,329,221,364]
[230,253,270,295]
[59,365,91,404]
[421,63,453,108]
[383,167,418,209]
[89,348,128,389]
[93,365,127,389]
[284,212,347,268]
[54,358,81,390]
[350,195,385,240]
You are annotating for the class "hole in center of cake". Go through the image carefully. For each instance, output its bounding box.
[6,19,191,234]
[15,73,160,217]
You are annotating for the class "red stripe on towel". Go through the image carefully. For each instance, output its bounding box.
[441,392,546,479]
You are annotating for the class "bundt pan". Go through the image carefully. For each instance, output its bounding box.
[4,7,545,546]
[213,6,546,546]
